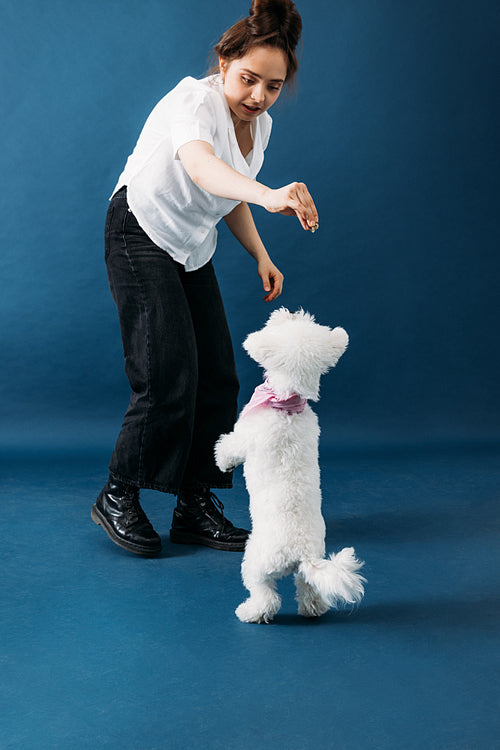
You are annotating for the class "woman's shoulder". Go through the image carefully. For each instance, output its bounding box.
[146,75,219,125]
[169,75,220,103]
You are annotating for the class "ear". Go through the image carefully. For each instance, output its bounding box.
[219,56,228,81]
[330,327,349,362]
[332,327,348,348]
[243,330,273,365]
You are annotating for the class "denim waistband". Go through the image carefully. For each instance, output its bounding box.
[112,185,127,200]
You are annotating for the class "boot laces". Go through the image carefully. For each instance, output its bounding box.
[207,492,225,515]
[123,499,139,524]
[121,490,144,525]
[203,491,228,529]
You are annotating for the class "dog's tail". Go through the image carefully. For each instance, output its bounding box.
[298,548,366,608]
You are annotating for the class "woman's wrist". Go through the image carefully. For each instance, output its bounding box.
[254,183,272,208]
[254,247,271,265]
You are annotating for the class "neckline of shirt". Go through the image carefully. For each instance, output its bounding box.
[211,74,258,168]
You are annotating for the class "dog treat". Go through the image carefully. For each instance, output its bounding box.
[310,222,319,233]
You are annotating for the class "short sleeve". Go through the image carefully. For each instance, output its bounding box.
[170,81,217,159]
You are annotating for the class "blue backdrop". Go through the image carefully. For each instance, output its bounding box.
[1,0,498,451]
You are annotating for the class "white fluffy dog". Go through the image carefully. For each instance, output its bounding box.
[215,308,365,623]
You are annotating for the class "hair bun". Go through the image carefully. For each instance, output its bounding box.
[249,0,288,19]
[248,0,302,51]
[213,0,303,83]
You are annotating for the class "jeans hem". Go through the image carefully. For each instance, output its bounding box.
[109,471,233,495]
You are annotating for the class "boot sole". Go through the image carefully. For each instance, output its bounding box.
[169,528,246,551]
[91,504,162,557]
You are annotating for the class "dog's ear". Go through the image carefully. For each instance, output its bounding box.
[243,330,274,365]
[243,308,295,365]
[330,327,349,364]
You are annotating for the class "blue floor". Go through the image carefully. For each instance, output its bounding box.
[1,443,499,749]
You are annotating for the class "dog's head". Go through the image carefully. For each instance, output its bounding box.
[243,308,348,401]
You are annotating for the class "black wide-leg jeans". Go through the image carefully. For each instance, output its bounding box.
[104,187,239,493]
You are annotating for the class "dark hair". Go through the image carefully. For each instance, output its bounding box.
[213,0,302,83]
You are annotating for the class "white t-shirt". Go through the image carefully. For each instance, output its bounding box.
[112,75,272,271]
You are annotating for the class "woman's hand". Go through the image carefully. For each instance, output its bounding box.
[262,182,319,232]
[258,258,284,303]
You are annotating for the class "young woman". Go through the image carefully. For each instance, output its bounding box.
[91,0,318,557]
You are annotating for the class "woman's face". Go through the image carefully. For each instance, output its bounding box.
[220,46,288,126]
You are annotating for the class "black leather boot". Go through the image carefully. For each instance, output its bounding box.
[91,478,162,556]
[170,488,249,551]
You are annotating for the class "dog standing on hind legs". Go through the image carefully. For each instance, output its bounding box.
[215,308,366,623]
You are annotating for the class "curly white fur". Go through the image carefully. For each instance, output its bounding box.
[215,308,366,623]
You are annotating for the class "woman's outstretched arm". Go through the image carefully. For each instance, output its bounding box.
[178,140,319,232]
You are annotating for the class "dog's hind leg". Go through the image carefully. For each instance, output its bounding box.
[236,564,281,624]
[294,570,330,618]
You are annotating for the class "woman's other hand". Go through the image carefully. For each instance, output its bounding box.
[258,258,284,302]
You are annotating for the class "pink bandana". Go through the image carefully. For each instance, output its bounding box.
[240,379,307,419]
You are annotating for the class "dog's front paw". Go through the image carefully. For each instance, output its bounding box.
[215,455,236,473]
[214,433,241,473]
[214,435,233,472]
